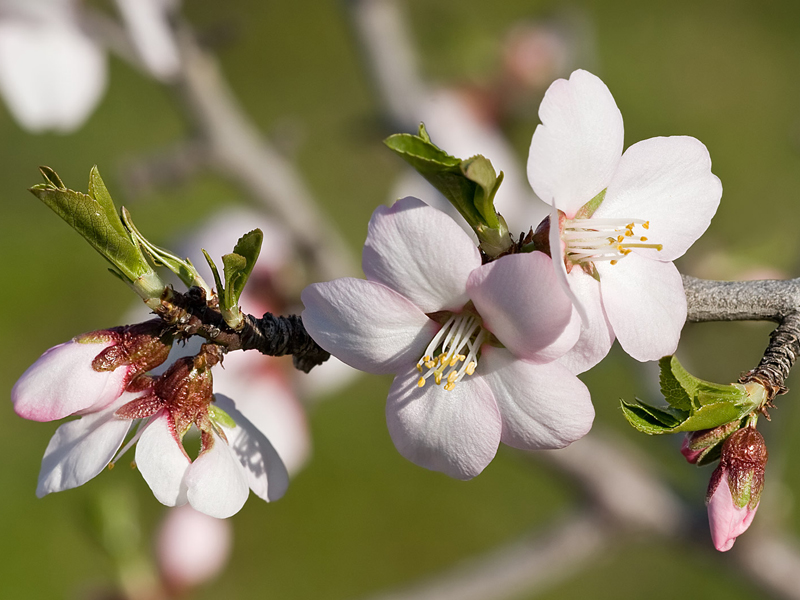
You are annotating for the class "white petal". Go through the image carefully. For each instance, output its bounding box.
[0,21,106,133]
[597,255,687,362]
[213,354,310,476]
[185,429,251,519]
[559,270,615,374]
[480,346,594,450]
[362,196,481,313]
[36,392,135,497]
[12,340,128,422]
[527,70,623,217]
[596,136,722,261]
[385,364,501,480]
[549,203,588,323]
[467,251,579,363]
[213,394,289,503]
[301,278,438,375]
[114,0,180,80]
[136,412,190,507]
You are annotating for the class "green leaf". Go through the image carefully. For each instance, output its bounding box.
[621,356,760,435]
[203,250,224,298]
[29,167,153,283]
[87,166,128,240]
[384,124,511,255]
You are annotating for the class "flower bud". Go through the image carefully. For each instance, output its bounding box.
[156,505,232,593]
[706,427,767,551]
[680,420,741,465]
[12,320,172,422]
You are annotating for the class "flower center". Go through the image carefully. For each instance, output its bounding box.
[416,313,487,392]
[562,217,662,266]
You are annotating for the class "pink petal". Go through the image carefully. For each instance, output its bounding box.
[595,136,722,262]
[559,269,615,374]
[0,21,106,133]
[213,394,289,503]
[707,476,759,552]
[185,429,251,519]
[480,346,594,450]
[156,505,232,590]
[467,252,579,363]
[596,255,686,362]
[12,340,128,422]
[36,392,135,497]
[527,69,623,217]
[385,364,501,480]
[362,196,481,313]
[548,203,588,323]
[136,412,190,507]
[301,278,438,375]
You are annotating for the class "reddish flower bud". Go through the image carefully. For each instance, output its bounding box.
[706,427,767,551]
[681,420,741,465]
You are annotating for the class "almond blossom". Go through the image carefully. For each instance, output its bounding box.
[16,333,288,518]
[301,196,593,479]
[527,69,722,368]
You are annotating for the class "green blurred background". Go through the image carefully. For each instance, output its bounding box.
[3,0,800,598]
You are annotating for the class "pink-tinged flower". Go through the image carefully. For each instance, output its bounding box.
[301,196,593,479]
[34,346,289,519]
[706,426,767,551]
[12,320,172,422]
[527,69,722,369]
[156,505,232,593]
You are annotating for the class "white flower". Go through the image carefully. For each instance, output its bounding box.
[302,196,593,479]
[527,69,722,368]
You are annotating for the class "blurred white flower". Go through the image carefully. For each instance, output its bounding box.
[114,0,180,81]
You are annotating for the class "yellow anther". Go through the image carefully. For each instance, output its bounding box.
[626,222,635,229]
[417,377,425,388]
[625,229,634,236]
[423,355,431,363]
[617,235,624,242]
[643,221,650,229]
[416,363,423,373]
[449,357,459,367]
[434,372,443,385]
[457,354,466,362]
[466,362,476,375]
[447,371,458,384]
[425,360,435,369]
[108,462,115,470]
[444,382,455,391]
[610,260,618,265]
[640,236,648,242]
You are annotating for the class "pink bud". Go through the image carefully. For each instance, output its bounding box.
[680,436,704,464]
[705,427,767,551]
[156,505,232,592]
[707,475,758,552]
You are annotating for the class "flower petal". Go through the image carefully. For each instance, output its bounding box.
[0,21,106,133]
[467,251,579,363]
[707,475,758,552]
[385,364,501,480]
[36,392,135,497]
[559,269,615,374]
[362,196,481,312]
[301,278,438,375]
[185,429,251,519]
[213,394,290,503]
[212,355,310,476]
[527,69,623,217]
[136,411,190,507]
[114,0,180,80]
[595,136,722,262]
[480,346,594,450]
[12,340,128,422]
[597,255,686,361]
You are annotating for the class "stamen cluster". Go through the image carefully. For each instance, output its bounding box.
[416,313,486,391]
[563,218,661,266]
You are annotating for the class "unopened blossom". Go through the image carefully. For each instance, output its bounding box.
[29,343,288,518]
[12,320,172,422]
[527,69,722,369]
[156,505,232,593]
[706,426,767,551]
[302,196,593,479]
